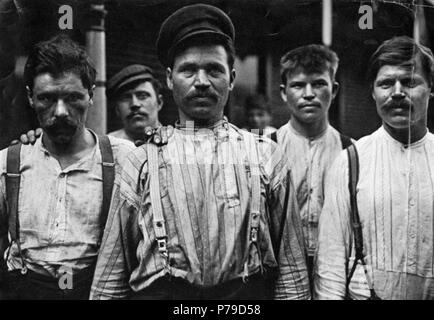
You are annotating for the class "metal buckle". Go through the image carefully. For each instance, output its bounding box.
[20,266,27,275]
[250,226,258,242]
[157,238,168,256]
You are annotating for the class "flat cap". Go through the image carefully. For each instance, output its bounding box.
[156,4,235,67]
[107,64,155,98]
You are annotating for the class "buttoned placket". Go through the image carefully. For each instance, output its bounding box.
[306,136,320,252]
[405,147,417,276]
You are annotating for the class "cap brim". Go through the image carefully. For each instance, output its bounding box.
[110,74,154,97]
[161,30,232,66]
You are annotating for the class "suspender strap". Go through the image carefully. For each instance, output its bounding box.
[242,133,263,281]
[5,143,27,273]
[146,143,169,266]
[269,131,278,144]
[98,135,115,234]
[6,143,22,243]
[340,133,353,150]
[345,144,380,300]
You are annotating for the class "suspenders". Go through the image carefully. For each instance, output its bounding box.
[98,135,115,235]
[242,132,263,281]
[3,136,115,273]
[345,144,380,300]
[5,144,25,273]
[146,143,169,271]
[145,132,263,279]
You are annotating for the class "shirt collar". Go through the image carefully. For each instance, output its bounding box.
[380,125,428,149]
[175,116,229,132]
[37,129,99,173]
[287,121,329,142]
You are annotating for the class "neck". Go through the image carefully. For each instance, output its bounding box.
[383,122,427,145]
[126,121,159,141]
[42,126,93,157]
[290,117,328,138]
[178,112,224,128]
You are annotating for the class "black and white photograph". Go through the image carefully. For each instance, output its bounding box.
[0,0,434,307]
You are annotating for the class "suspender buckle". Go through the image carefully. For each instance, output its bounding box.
[157,238,168,257]
[20,266,27,275]
[250,226,258,243]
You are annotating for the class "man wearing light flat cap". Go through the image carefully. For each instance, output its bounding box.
[91,3,310,300]
[107,64,163,144]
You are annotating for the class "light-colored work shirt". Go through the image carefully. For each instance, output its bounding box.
[276,122,349,256]
[315,126,434,300]
[108,122,162,143]
[91,119,310,300]
[0,131,135,278]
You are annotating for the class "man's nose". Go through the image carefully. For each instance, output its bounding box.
[391,81,406,99]
[303,84,315,99]
[194,70,211,88]
[130,94,142,110]
[54,99,68,118]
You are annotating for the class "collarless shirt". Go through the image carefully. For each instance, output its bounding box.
[108,123,162,143]
[315,126,434,300]
[276,122,348,256]
[0,131,135,278]
[90,120,310,300]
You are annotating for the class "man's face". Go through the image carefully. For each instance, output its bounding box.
[29,72,92,145]
[372,64,432,130]
[246,108,271,130]
[280,68,338,125]
[166,44,235,124]
[115,81,162,135]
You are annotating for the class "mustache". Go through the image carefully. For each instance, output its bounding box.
[127,111,148,120]
[383,99,412,110]
[44,117,77,135]
[186,91,218,101]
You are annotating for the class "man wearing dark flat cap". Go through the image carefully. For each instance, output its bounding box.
[107,65,163,144]
[91,3,310,300]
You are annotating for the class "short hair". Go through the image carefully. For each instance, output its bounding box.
[280,44,339,86]
[368,36,434,86]
[168,34,235,70]
[244,94,271,113]
[24,34,96,92]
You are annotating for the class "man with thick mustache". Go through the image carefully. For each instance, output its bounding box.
[275,45,353,280]
[315,36,434,299]
[0,35,134,299]
[90,4,310,300]
[107,65,163,144]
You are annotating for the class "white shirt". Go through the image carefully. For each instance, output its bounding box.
[276,122,349,256]
[0,131,135,278]
[315,126,434,300]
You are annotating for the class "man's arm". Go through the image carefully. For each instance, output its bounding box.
[314,152,352,300]
[0,151,9,289]
[263,142,310,300]
[90,152,143,300]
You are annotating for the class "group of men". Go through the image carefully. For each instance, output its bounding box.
[0,3,433,300]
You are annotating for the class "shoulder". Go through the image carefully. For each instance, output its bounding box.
[105,135,136,162]
[353,128,381,153]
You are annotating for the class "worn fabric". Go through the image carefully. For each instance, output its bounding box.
[90,119,310,300]
[108,122,162,144]
[276,122,349,257]
[0,131,135,279]
[315,126,434,300]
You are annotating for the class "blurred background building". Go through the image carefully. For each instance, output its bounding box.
[1,0,433,149]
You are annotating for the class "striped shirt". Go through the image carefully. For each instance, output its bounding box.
[315,126,434,300]
[276,122,349,256]
[90,119,310,300]
[0,131,135,278]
